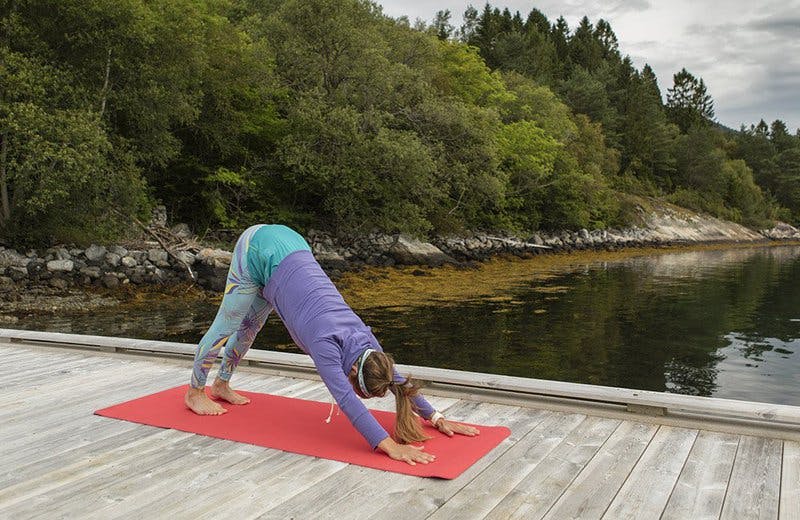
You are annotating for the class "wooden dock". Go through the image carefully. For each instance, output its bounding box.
[1,329,799,519]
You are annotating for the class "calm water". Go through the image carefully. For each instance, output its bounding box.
[11,245,800,405]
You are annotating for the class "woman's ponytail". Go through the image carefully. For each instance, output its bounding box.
[362,351,429,444]
[389,379,429,444]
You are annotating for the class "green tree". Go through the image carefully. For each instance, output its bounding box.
[432,10,454,40]
[619,65,678,185]
[459,5,480,42]
[1,3,151,243]
[495,120,561,228]
[770,119,795,153]
[550,16,571,80]
[733,123,779,195]
[568,17,602,73]
[666,68,715,132]
[154,7,284,229]
[558,65,619,146]
[774,147,800,220]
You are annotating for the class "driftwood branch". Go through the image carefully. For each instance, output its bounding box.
[110,208,196,281]
[484,236,552,249]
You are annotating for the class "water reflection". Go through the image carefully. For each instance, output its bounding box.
[8,245,800,405]
[358,245,800,405]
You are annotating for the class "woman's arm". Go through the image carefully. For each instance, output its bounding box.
[311,344,440,465]
[313,347,390,449]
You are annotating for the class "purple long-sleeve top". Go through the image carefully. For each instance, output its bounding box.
[263,250,435,449]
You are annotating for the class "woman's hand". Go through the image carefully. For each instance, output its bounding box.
[377,437,435,466]
[435,419,480,437]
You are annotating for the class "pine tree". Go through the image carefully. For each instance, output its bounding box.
[770,119,795,152]
[432,10,454,41]
[550,16,571,79]
[666,68,715,132]
[524,8,550,35]
[569,16,602,72]
[459,5,479,42]
[594,19,619,61]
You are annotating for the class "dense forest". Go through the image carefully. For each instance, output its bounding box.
[1,0,799,246]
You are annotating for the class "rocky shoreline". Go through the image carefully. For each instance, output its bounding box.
[1,214,798,297]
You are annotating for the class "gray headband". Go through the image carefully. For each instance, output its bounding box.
[357,348,376,397]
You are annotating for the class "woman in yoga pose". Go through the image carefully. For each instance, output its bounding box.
[185,224,478,465]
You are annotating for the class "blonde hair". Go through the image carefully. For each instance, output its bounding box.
[361,351,429,444]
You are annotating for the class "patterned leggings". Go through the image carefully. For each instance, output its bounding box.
[190,225,272,388]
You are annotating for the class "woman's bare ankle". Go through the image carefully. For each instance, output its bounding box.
[211,378,229,389]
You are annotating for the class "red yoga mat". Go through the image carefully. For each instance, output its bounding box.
[94,385,511,479]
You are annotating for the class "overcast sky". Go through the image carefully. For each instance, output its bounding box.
[379,0,800,133]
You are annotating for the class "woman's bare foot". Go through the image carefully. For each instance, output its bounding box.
[185,387,227,415]
[210,379,251,405]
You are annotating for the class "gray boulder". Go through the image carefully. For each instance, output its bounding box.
[313,245,347,270]
[761,222,800,239]
[84,244,107,263]
[101,274,120,288]
[465,238,482,251]
[196,248,232,268]
[129,267,146,284]
[109,245,128,257]
[105,253,122,267]
[47,260,74,273]
[121,256,138,268]
[148,249,169,266]
[0,249,30,268]
[388,235,454,266]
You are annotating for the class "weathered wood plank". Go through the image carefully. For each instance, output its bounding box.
[661,431,739,520]
[0,362,175,410]
[478,417,623,520]
[2,355,120,390]
[20,435,224,519]
[720,435,783,520]
[81,443,286,519]
[780,441,800,520]
[362,409,556,518]
[602,426,697,519]
[136,399,475,518]
[429,414,611,520]
[0,428,187,514]
[0,367,181,438]
[539,421,658,520]
[142,450,347,519]
[0,421,151,489]
[1,371,305,486]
